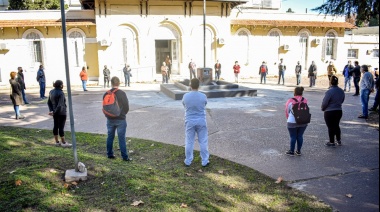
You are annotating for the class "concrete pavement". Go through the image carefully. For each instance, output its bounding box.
[0,78,378,212]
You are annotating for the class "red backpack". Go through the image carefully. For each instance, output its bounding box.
[261,65,267,73]
[102,89,121,118]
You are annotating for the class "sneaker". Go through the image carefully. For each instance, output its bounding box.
[368,108,375,112]
[202,162,210,167]
[55,142,61,147]
[285,150,295,156]
[123,158,132,162]
[16,115,25,120]
[61,142,72,147]
[325,142,336,147]
[344,89,346,92]
[108,155,116,159]
[353,94,359,96]
[295,151,302,156]
[336,141,342,146]
[358,115,368,119]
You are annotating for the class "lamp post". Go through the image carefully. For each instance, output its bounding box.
[203,0,206,68]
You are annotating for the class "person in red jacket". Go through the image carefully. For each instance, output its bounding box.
[79,66,88,91]
[233,61,240,83]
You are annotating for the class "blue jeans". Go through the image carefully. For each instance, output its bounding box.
[184,120,209,166]
[361,89,371,117]
[21,89,29,103]
[344,76,351,91]
[39,82,46,98]
[287,126,307,152]
[162,74,168,84]
[106,119,129,160]
[13,105,20,116]
[82,80,87,91]
[260,73,267,84]
[278,71,285,84]
[124,74,130,86]
[309,76,316,87]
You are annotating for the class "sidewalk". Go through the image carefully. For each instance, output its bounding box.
[0,78,378,212]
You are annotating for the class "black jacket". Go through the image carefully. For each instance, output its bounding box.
[352,65,361,78]
[47,88,67,116]
[103,88,129,120]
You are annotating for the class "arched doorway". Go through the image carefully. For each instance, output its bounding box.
[153,25,180,74]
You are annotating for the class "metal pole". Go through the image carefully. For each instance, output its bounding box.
[60,0,79,172]
[203,0,206,68]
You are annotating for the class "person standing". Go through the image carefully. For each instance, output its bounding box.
[79,66,88,91]
[182,78,209,167]
[17,67,29,104]
[308,61,317,87]
[103,77,131,161]
[233,61,240,83]
[352,61,361,96]
[285,87,308,156]
[103,65,111,88]
[214,60,221,81]
[9,71,25,119]
[161,62,169,84]
[278,58,286,85]
[188,59,196,80]
[123,64,132,87]
[259,61,268,84]
[358,65,375,119]
[165,55,172,79]
[327,61,337,87]
[36,64,46,99]
[321,76,345,147]
[342,60,354,92]
[47,80,72,147]
[295,61,302,86]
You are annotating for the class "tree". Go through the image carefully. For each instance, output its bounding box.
[8,0,63,10]
[312,0,379,26]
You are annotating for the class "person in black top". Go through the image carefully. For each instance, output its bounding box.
[9,71,24,119]
[47,80,72,147]
[352,61,361,96]
[369,68,379,111]
[103,76,131,161]
[17,67,29,104]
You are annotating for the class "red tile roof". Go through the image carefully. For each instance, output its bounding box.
[0,19,96,28]
[231,19,356,29]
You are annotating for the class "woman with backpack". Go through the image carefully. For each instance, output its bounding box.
[321,76,345,147]
[285,87,309,156]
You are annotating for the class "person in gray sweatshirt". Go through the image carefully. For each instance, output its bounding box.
[358,65,375,119]
[321,76,345,147]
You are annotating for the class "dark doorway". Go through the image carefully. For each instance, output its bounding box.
[155,40,171,74]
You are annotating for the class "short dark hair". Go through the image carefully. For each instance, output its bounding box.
[361,65,369,72]
[330,75,339,86]
[354,61,359,65]
[111,76,120,86]
[190,78,200,89]
[54,80,63,89]
[294,86,304,96]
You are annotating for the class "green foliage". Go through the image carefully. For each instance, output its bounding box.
[312,0,379,26]
[8,0,65,10]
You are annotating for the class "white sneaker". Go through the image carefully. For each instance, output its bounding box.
[55,142,61,147]
[61,142,72,148]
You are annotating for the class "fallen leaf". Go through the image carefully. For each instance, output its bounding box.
[275,176,283,184]
[180,203,188,208]
[15,180,22,186]
[185,173,192,176]
[129,150,134,153]
[71,182,78,186]
[64,193,72,197]
[49,169,57,173]
[128,139,131,142]
[198,169,203,173]
[63,183,70,188]
[9,170,16,174]
[140,157,145,160]
[148,168,152,170]
[218,170,224,174]
[228,184,236,189]
[150,144,155,147]
[346,194,353,198]
[131,200,144,206]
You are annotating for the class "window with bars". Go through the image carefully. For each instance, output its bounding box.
[347,49,358,58]
[326,32,335,56]
[26,32,42,64]
[68,31,84,67]
[373,49,379,58]
[238,30,249,65]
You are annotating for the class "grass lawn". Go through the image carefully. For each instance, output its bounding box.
[0,126,331,211]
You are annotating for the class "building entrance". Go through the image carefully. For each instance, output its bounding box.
[155,40,172,74]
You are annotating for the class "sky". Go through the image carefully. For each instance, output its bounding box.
[280,0,325,14]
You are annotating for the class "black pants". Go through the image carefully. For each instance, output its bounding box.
[324,110,342,143]
[353,77,360,95]
[104,77,110,88]
[53,115,67,137]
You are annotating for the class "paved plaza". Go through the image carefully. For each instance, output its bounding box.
[0,77,378,212]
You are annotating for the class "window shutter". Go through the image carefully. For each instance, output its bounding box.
[67,39,75,67]
[332,39,338,60]
[321,38,326,62]
[41,40,47,67]
[77,39,84,66]
[28,41,35,68]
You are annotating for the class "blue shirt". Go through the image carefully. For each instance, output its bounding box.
[37,68,46,83]
[182,91,207,122]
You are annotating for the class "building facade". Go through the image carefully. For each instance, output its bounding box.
[0,0,378,86]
